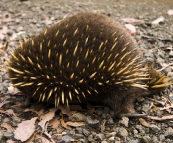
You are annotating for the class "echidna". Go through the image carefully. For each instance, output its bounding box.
[8,13,172,117]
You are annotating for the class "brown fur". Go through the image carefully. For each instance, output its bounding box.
[8,13,172,118]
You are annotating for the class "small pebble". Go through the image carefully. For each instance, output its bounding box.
[61,135,72,142]
[141,136,152,143]
[159,134,165,141]
[100,125,105,132]
[120,116,129,127]
[88,134,93,142]
[12,116,21,123]
[96,109,103,116]
[86,116,99,128]
[96,133,105,140]
[149,124,161,133]
[3,131,13,139]
[0,131,4,141]
[83,128,90,137]
[115,127,128,138]
[103,107,109,114]
[164,127,173,139]
[76,127,83,134]
[68,113,85,122]
[108,136,114,141]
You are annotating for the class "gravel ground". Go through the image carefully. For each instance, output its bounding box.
[1,0,173,142]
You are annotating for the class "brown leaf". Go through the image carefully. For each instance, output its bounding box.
[0,33,5,40]
[40,136,52,143]
[7,85,20,94]
[60,119,72,130]
[6,139,18,143]
[148,115,173,121]
[0,100,12,108]
[1,122,14,131]
[139,118,150,127]
[38,108,57,130]
[125,24,136,35]
[0,109,17,116]
[24,108,44,116]
[152,16,165,24]
[167,9,173,16]
[105,132,117,136]
[49,118,60,131]
[120,18,144,23]
[66,121,85,127]
[14,117,37,142]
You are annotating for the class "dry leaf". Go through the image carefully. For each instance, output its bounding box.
[148,115,173,121]
[0,33,5,40]
[139,118,150,127]
[14,117,37,142]
[105,132,117,136]
[24,108,44,116]
[8,85,20,94]
[0,109,17,116]
[66,121,85,127]
[60,119,72,130]
[49,118,60,130]
[1,122,14,131]
[0,100,12,108]
[38,108,57,130]
[152,16,165,24]
[167,9,173,16]
[124,24,136,35]
[40,136,52,143]
[6,139,18,143]
[25,133,35,143]
[120,18,144,23]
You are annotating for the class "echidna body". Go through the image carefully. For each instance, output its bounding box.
[8,13,172,116]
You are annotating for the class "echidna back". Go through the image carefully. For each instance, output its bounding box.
[8,13,147,108]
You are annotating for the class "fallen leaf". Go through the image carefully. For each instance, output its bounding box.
[105,132,117,136]
[66,121,85,127]
[49,118,60,130]
[43,131,56,143]
[38,108,57,130]
[8,85,20,94]
[69,112,86,121]
[0,109,17,116]
[167,9,173,16]
[120,18,144,23]
[0,33,5,40]
[6,139,18,143]
[0,100,12,108]
[60,119,72,130]
[148,115,173,121]
[40,136,52,143]
[139,118,150,127]
[24,108,44,116]
[152,16,165,24]
[1,122,14,131]
[124,24,136,35]
[14,117,37,142]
